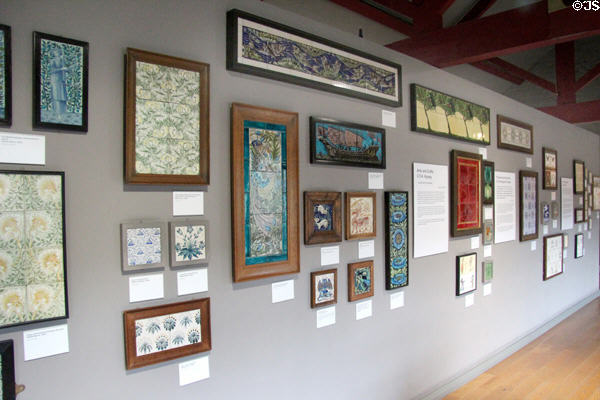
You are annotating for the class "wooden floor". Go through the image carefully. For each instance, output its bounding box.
[445,297,600,400]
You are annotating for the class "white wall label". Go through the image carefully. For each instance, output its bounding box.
[563,249,568,259]
[495,172,516,243]
[24,324,69,361]
[543,225,548,235]
[483,283,492,296]
[553,220,558,229]
[179,356,210,386]
[320,246,339,266]
[484,245,492,258]
[579,197,583,206]
[484,207,493,220]
[177,269,208,296]
[561,178,574,230]
[470,236,480,249]
[551,192,556,201]
[588,232,592,239]
[465,293,474,308]
[0,132,45,165]
[129,273,164,303]
[381,110,396,127]
[530,240,537,251]
[356,300,373,320]
[578,225,582,232]
[358,240,375,259]
[478,147,487,160]
[272,279,294,303]
[390,291,404,310]
[526,157,532,168]
[368,172,384,190]
[173,191,204,216]
[316,306,336,328]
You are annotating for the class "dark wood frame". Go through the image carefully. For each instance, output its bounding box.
[541,201,551,225]
[573,159,585,195]
[231,103,299,282]
[309,117,386,169]
[482,160,494,205]
[304,191,342,245]
[451,150,482,237]
[0,25,11,127]
[169,219,209,268]
[542,147,557,190]
[496,115,533,154]
[310,268,337,308]
[0,340,15,400]
[120,221,168,272]
[482,260,493,283]
[125,48,209,185]
[123,298,211,370]
[345,192,377,240]
[384,191,409,290]
[348,260,374,302]
[543,234,563,280]
[226,9,402,107]
[456,252,477,296]
[574,207,585,223]
[574,233,584,259]
[594,176,600,211]
[33,31,88,132]
[519,170,539,242]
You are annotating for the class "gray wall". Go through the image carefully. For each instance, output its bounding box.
[1,1,599,399]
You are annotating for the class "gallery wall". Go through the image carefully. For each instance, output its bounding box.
[1,0,599,399]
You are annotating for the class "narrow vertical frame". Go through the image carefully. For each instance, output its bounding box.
[482,160,494,205]
[573,160,585,195]
[451,150,482,237]
[542,147,557,190]
[456,252,477,296]
[519,170,539,241]
[0,340,15,400]
[0,24,11,127]
[384,191,409,290]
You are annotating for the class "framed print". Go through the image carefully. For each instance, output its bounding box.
[231,103,299,282]
[483,221,494,245]
[304,192,342,245]
[497,115,533,154]
[310,268,337,308]
[541,202,551,225]
[451,150,482,237]
[456,253,477,296]
[0,25,11,127]
[574,233,584,259]
[482,161,494,205]
[542,148,557,190]
[594,176,600,211]
[551,200,560,219]
[345,192,376,240]
[519,170,538,241]
[574,207,584,223]
[543,234,563,280]
[169,220,208,268]
[0,170,68,329]
[411,84,490,145]
[384,191,408,290]
[120,221,168,272]
[573,160,585,194]
[482,260,493,283]
[0,340,15,400]
[125,48,209,185]
[309,117,385,169]
[348,261,373,302]
[33,32,88,132]
[226,9,401,107]
[123,298,211,370]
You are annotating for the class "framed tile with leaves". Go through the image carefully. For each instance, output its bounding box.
[169,220,208,268]
[482,260,493,283]
[542,148,557,190]
[497,115,533,154]
[310,268,337,308]
[120,221,168,272]
[543,234,563,280]
[594,176,600,211]
[304,192,342,245]
[482,160,494,205]
[451,150,482,237]
[519,170,538,242]
[0,24,11,127]
[348,261,373,302]
[345,192,376,240]
[456,253,477,296]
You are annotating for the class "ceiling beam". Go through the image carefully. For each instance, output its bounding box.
[555,42,576,104]
[538,99,600,123]
[386,1,600,67]
[575,62,600,92]
[488,58,557,93]
[329,0,416,37]
[471,61,525,85]
[459,0,498,23]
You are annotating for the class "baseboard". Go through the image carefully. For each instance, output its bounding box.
[415,290,600,400]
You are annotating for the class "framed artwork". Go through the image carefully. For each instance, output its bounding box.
[0,170,68,329]
[542,148,557,190]
[543,234,563,280]
[310,268,337,308]
[483,221,494,245]
[33,32,88,132]
[497,115,533,154]
[0,25,11,127]
[0,340,15,400]
[574,208,584,223]
[411,84,490,145]
[123,298,211,370]
[584,193,589,221]
[169,220,208,268]
[541,202,551,225]
[304,192,342,245]
[309,117,385,169]
[347,261,373,302]
[482,260,493,283]
[226,9,402,107]
[120,221,168,272]
[482,160,494,205]
[519,170,538,241]
[551,200,560,219]
[345,192,376,240]
[573,160,585,194]
[574,233,584,259]
[231,103,299,282]
[563,234,568,248]
[451,150,482,237]
[456,253,477,296]
[384,191,408,290]
[594,176,600,211]
[125,48,210,185]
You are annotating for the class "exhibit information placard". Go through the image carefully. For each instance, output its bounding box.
[561,178,574,230]
[494,171,516,243]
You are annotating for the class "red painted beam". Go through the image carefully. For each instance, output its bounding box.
[423,0,456,15]
[413,0,454,32]
[538,99,600,123]
[575,62,600,92]
[386,1,600,67]
[488,58,556,93]
[471,61,525,85]
[555,42,576,104]
[329,0,416,37]
[459,0,498,23]
[371,0,419,17]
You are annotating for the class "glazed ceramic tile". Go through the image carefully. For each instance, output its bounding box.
[135,309,202,356]
[249,213,283,258]
[174,224,206,263]
[249,172,283,214]
[0,286,26,326]
[126,227,162,266]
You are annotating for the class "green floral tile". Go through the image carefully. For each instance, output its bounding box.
[249,213,283,257]
[25,210,62,247]
[25,175,62,211]
[174,225,206,262]
[0,212,24,243]
[26,282,65,321]
[136,61,199,106]
[0,286,26,325]
[248,128,282,172]
[249,172,283,214]
[136,136,200,175]
[0,248,26,287]
[26,246,64,285]
[0,175,25,211]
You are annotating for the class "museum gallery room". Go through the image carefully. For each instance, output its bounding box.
[0,0,599,399]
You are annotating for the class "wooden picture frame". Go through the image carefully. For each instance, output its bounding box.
[541,202,551,225]
[483,220,494,245]
[33,31,88,132]
[304,192,342,245]
[310,268,337,308]
[309,117,386,169]
[348,261,374,302]
[574,207,585,223]
[231,103,299,282]
[0,24,11,127]
[456,253,477,296]
[574,233,584,259]
[573,160,585,194]
[169,219,208,268]
[345,192,376,240]
[594,176,600,211]
[123,298,211,370]
[482,160,494,205]
[124,48,210,185]
[497,115,533,154]
[226,9,402,107]
[384,191,409,290]
[451,150,482,237]
[120,221,168,272]
[0,340,15,400]
[543,234,563,280]
[519,170,539,241]
[0,170,69,329]
[542,147,557,190]
[482,260,493,283]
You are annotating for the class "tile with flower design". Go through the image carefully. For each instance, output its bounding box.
[170,220,208,267]
[135,309,202,356]
[120,221,168,272]
[0,171,67,328]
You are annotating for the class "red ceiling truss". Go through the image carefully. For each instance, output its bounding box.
[330,0,600,124]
